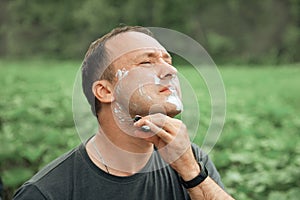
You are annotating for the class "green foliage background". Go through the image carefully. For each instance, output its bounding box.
[0,0,300,199]
[0,0,300,64]
[0,60,299,199]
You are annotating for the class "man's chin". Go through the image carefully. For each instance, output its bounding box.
[166,109,181,118]
[146,103,182,118]
[129,105,182,118]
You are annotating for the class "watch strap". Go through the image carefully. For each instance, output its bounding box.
[180,162,208,189]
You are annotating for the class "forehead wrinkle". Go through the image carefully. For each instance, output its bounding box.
[134,49,171,60]
[109,48,170,68]
[105,31,166,63]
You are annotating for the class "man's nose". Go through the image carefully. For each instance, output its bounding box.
[156,60,178,80]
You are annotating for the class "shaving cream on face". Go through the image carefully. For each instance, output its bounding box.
[116,68,129,80]
[159,74,183,111]
[138,84,152,100]
[154,75,161,85]
[113,67,182,126]
[167,86,183,111]
[113,102,132,123]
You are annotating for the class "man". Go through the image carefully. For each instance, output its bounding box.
[14,26,234,199]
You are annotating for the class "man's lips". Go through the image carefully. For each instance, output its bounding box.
[159,86,172,94]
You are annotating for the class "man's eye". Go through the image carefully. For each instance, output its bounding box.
[140,62,151,65]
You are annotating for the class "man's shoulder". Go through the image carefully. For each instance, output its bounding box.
[14,144,84,199]
[29,144,82,184]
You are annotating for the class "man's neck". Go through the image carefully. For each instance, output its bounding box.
[86,110,154,176]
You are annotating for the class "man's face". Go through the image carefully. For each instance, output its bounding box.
[105,32,182,119]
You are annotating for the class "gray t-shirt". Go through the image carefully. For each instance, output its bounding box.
[14,143,224,200]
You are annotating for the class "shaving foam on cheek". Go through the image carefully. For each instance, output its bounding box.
[113,102,132,122]
[154,75,161,85]
[167,86,183,111]
[135,70,158,101]
[138,84,152,100]
[113,68,135,124]
[116,68,129,80]
[153,74,183,111]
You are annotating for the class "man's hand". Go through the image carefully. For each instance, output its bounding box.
[134,113,235,200]
[133,113,200,180]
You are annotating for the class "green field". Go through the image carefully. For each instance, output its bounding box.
[0,60,299,199]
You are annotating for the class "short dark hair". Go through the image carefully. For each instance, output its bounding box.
[81,26,153,116]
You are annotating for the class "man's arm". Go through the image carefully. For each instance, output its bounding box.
[134,113,235,200]
[175,150,234,199]
[188,176,233,199]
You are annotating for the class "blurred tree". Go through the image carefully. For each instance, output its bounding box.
[0,0,9,57]
[0,0,299,64]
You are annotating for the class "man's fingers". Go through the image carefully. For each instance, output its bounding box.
[146,120,174,143]
[136,119,173,143]
[133,113,188,146]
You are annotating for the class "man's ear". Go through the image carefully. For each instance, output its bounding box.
[92,80,115,103]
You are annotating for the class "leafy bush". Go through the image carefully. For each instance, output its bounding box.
[0,60,299,199]
[0,60,81,199]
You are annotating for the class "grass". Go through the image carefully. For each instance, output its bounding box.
[0,60,299,199]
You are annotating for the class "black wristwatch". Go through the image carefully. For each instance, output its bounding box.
[180,162,208,189]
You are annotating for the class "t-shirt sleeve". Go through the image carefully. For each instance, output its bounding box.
[191,143,225,190]
[13,183,47,200]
